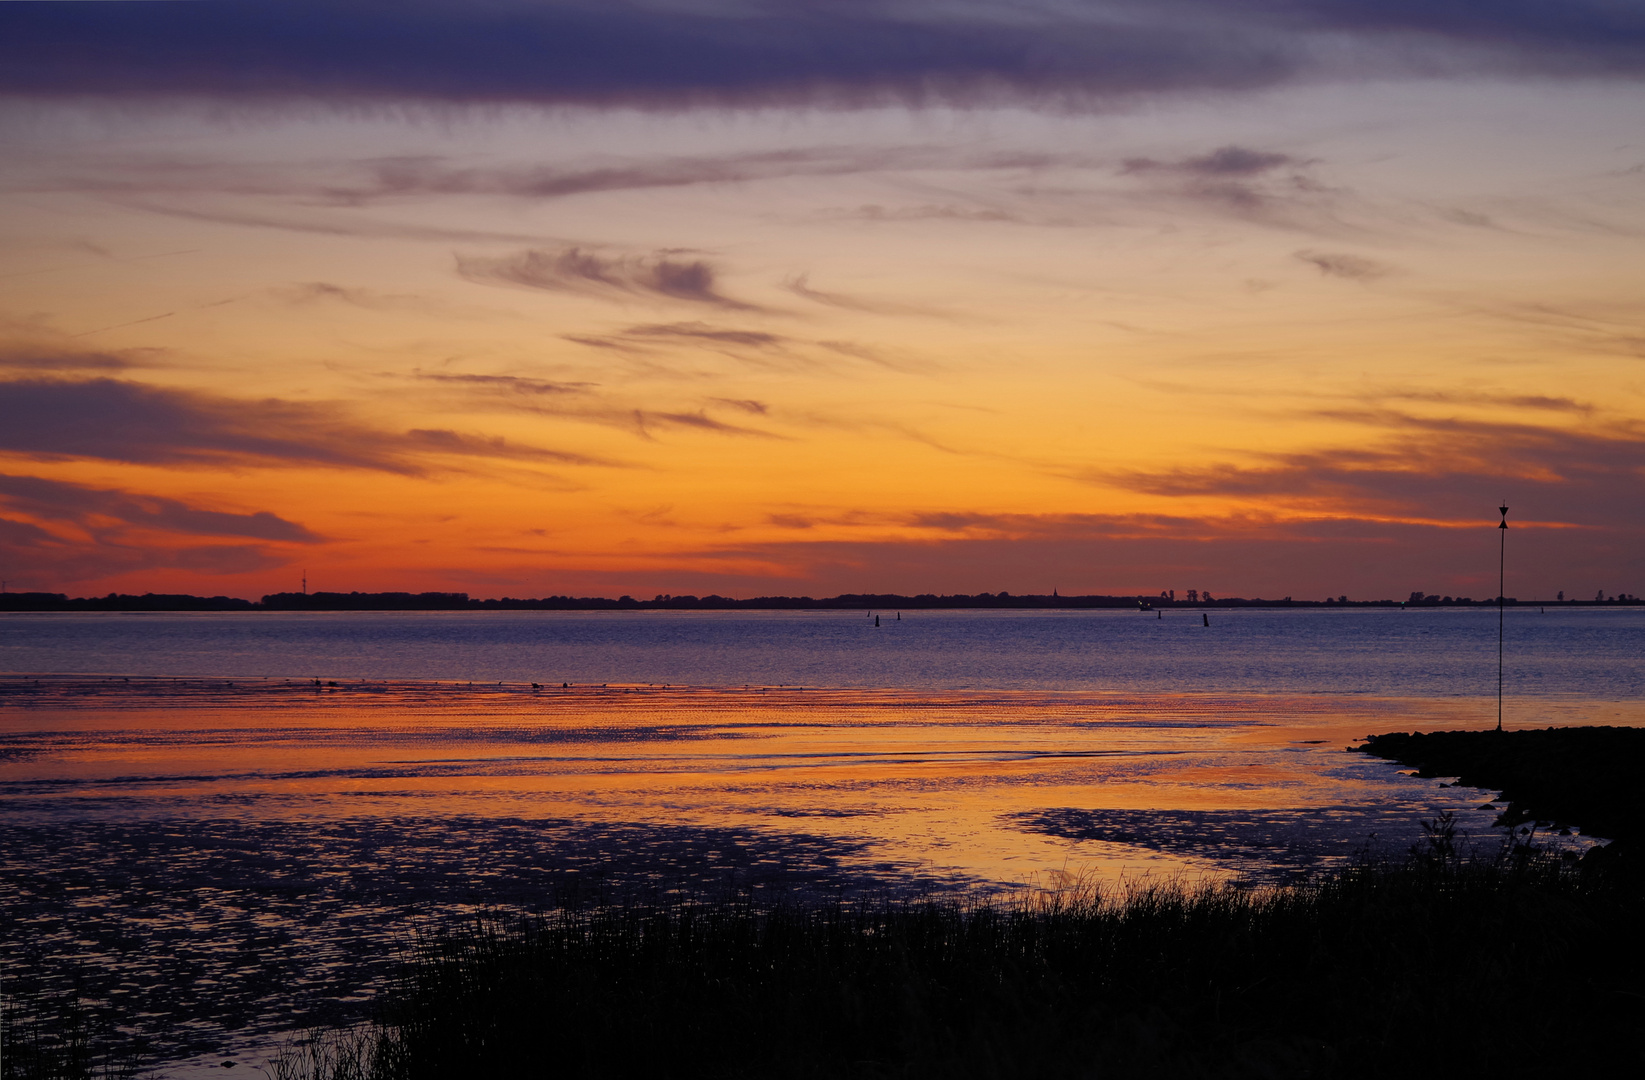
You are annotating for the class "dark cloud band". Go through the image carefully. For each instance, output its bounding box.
[0,378,604,472]
[457,248,754,309]
[0,473,323,544]
[4,2,1638,106]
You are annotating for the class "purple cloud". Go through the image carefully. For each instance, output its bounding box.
[7,3,1638,107]
[0,378,604,472]
[0,473,323,543]
[457,248,757,309]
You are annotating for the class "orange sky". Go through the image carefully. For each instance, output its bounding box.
[3,11,1644,601]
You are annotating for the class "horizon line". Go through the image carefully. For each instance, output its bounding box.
[3,588,1637,612]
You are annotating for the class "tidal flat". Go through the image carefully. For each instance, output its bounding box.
[5,678,1635,1076]
[4,609,1643,1075]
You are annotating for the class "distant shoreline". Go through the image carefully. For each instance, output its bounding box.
[3,589,1637,613]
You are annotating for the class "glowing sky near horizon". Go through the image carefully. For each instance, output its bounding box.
[1,2,1643,601]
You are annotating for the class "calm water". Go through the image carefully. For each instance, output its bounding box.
[3,609,1641,1076]
[4,606,1643,695]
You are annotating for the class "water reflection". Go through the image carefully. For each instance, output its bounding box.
[3,678,1636,1072]
[6,607,1644,696]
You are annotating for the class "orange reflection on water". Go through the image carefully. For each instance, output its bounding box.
[5,679,1638,887]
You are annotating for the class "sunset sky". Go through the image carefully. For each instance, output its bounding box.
[2,1,1643,601]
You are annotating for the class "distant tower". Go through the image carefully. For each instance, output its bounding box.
[302,570,307,597]
[1497,504,1508,732]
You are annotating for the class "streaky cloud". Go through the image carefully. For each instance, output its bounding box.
[0,344,148,373]
[1296,249,1394,280]
[1103,412,1645,529]
[276,282,442,312]
[113,199,561,246]
[48,146,1018,206]
[710,398,771,415]
[1111,144,1350,230]
[1377,389,1592,414]
[0,516,288,584]
[411,372,594,396]
[1124,377,1596,416]
[561,334,650,353]
[706,506,1641,598]
[633,408,780,440]
[1123,145,1299,177]
[0,377,418,472]
[0,377,608,473]
[348,148,924,201]
[784,274,958,318]
[622,322,784,348]
[457,248,758,310]
[825,204,1021,224]
[0,472,324,543]
[403,428,609,466]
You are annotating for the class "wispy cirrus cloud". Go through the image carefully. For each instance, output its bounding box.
[457,247,759,310]
[275,282,441,312]
[622,322,783,348]
[1464,300,1645,359]
[1295,249,1395,280]
[710,397,770,415]
[103,199,562,247]
[409,372,594,397]
[821,204,1021,224]
[1125,377,1597,417]
[335,148,923,203]
[1103,411,1645,530]
[31,139,1371,250]
[782,274,958,319]
[631,408,779,440]
[1375,389,1590,414]
[22,146,1033,208]
[0,344,150,373]
[386,367,786,441]
[399,428,609,465]
[1123,145,1301,178]
[1111,143,1353,228]
[562,320,933,375]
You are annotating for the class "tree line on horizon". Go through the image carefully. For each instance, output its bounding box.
[2,589,1638,612]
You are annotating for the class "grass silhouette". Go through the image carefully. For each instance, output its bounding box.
[269,847,1643,1079]
[0,983,144,1080]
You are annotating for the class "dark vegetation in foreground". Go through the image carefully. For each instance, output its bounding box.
[1358,726,1645,868]
[9,848,1641,1080]
[11,857,1643,1080]
[0,984,146,1080]
[265,850,1640,1080]
[8,726,1643,1078]
[255,726,1645,1078]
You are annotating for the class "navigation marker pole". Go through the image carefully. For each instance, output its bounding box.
[1498,504,1509,732]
